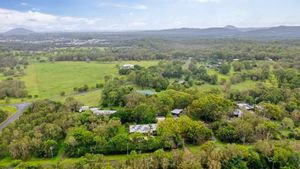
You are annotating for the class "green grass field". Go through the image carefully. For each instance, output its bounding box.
[207,69,231,81]
[51,89,102,106]
[20,61,158,103]
[0,105,17,117]
[1,61,275,105]
[196,80,260,92]
[0,74,5,81]
[200,67,274,92]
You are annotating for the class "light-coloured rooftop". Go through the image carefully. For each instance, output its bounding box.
[129,124,157,133]
[171,109,183,115]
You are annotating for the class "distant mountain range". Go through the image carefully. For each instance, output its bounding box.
[2,26,300,39]
[4,28,35,35]
[148,25,300,39]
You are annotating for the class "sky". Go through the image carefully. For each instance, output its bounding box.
[0,0,300,32]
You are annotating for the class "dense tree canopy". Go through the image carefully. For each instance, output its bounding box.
[0,80,28,99]
[101,78,133,107]
[187,94,234,122]
[1,37,300,168]
[157,116,212,147]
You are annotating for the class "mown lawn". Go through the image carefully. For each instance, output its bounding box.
[21,61,158,100]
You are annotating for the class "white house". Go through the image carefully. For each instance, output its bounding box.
[129,124,157,133]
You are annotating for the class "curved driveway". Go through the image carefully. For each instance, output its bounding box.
[0,102,30,131]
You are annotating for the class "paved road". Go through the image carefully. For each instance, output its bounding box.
[0,102,31,131]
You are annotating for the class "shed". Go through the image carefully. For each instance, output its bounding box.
[171,109,183,116]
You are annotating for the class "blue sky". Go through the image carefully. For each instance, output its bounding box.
[0,0,299,32]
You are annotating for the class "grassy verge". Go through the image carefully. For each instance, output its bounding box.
[0,152,138,167]
[0,105,17,117]
[0,141,255,168]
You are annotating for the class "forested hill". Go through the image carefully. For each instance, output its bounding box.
[4,28,35,36]
[143,26,300,39]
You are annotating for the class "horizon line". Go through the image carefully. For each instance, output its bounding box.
[2,24,300,34]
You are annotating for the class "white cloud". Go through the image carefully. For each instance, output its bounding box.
[129,21,147,27]
[98,3,148,10]
[0,8,108,32]
[31,8,40,12]
[0,8,153,32]
[20,2,28,6]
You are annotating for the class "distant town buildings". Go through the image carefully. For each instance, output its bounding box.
[0,37,109,46]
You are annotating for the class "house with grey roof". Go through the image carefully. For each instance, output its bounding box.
[90,108,117,115]
[171,109,183,117]
[136,90,157,96]
[79,106,117,115]
[129,124,157,133]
